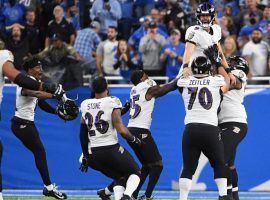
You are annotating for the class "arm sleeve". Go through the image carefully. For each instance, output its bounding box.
[80,123,89,156]
[14,73,41,91]
[38,100,56,114]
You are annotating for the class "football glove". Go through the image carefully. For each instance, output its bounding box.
[79,156,89,173]
[121,101,131,116]
[203,44,222,67]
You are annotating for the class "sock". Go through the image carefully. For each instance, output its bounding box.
[215,178,227,197]
[179,178,192,200]
[105,187,112,195]
[113,185,125,200]
[124,174,140,197]
[45,184,53,191]
[145,166,163,198]
[133,166,150,198]
[231,168,239,200]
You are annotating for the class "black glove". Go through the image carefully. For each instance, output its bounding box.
[43,82,58,93]
[203,44,221,67]
[130,136,142,146]
[52,84,65,100]
[79,156,89,173]
[121,101,131,116]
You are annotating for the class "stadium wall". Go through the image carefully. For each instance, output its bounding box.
[1,86,270,191]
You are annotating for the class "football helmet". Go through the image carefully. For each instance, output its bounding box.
[196,3,215,28]
[227,56,249,75]
[56,98,79,121]
[191,56,212,75]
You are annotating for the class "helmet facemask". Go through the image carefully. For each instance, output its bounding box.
[196,3,215,29]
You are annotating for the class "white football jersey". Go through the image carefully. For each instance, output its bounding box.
[0,50,14,105]
[185,24,221,67]
[15,76,38,121]
[128,79,157,129]
[177,75,225,126]
[218,69,247,124]
[80,96,122,150]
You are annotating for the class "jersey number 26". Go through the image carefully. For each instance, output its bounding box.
[85,111,109,136]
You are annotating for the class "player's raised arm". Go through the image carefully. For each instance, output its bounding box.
[145,79,178,101]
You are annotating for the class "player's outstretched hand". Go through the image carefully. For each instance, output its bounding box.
[121,101,131,116]
[182,67,192,78]
[79,156,89,173]
[203,44,219,64]
[52,84,65,100]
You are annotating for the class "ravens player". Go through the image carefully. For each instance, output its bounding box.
[218,56,249,200]
[179,2,236,85]
[80,77,142,200]
[10,57,68,199]
[177,56,230,200]
[97,70,178,200]
[0,50,63,200]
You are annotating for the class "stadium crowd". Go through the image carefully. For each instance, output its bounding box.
[0,0,269,89]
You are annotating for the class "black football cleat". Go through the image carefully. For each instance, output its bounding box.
[43,184,67,199]
[138,195,153,200]
[219,195,230,200]
[120,194,133,200]
[97,189,111,200]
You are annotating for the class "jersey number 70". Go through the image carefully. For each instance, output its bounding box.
[187,87,213,110]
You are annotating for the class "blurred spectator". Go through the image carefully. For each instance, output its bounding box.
[242,28,270,76]
[36,33,82,89]
[234,0,263,31]
[18,0,41,11]
[151,8,168,34]
[74,20,101,75]
[37,33,80,64]
[238,12,260,37]
[237,34,250,55]
[0,0,26,28]
[134,0,155,19]
[128,16,168,53]
[45,5,75,47]
[118,0,134,40]
[96,26,119,76]
[24,9,41,54]
[160,28,185,80]
[90,0,122,39]
[218,15,237,41]
[65,1,80,31]
[0,39,5,49]
[256,6,270,37]
[263,22,270,43]
[164,0,187,36]
[222,36,238,58]
[79,0,93,28]
[139,21,167,76]
[113,39,138,81]
[5,23,30,70]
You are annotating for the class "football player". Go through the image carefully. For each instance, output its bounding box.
[0,50,63,200]
[218,56,249,200]
[98,70,178,200]
[80,77,142,200]
[179,2,236,85]
[177,56,230,200]
[10,57,67,199]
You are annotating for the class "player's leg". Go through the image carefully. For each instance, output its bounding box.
[220,122,247,200]
[128,128,163,199]
[11,118,67,199]
[0,140,3,200]
[179,124,202,200]
[97,181,114,200]
[202,125,227,199]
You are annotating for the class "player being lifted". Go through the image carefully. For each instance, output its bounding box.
[80,77,142,200]
[0,50,63,200]
[180,2,236,85]
[177,56,230,200]
[218,56,249,200]
[97,70,178,200]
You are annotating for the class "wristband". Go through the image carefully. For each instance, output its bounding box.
[225,68,231,74]
[183,63,189,68]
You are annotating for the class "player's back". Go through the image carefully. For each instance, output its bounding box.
[80,96,122,148]
[0,50,14,104]
[219,69,247,124]
[128,79,156,130]
[178,75,225,126]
